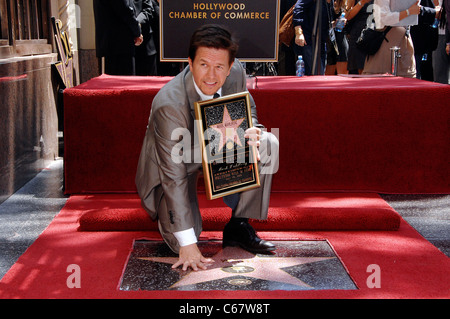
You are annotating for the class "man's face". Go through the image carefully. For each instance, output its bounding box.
[188,46,234,96]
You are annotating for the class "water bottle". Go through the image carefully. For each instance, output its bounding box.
[296,55,305,77]
[432,18,439,28]
[335,12,345,32]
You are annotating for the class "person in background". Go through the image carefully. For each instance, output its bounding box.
[325,0,349,75]
[445,0,450,55]
[345,0,373,74]
[293,0,330,75]
[410,0,441,81]
[433,0,450,83]
[134,0,159,76]
[93,0,143,75]
[135,25,279,271]
[362,0,420,77]
[278,0,298,75]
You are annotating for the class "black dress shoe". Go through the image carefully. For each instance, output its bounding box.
[222,220,276,253]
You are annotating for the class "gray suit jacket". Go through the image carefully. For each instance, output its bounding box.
[135,60,261,232]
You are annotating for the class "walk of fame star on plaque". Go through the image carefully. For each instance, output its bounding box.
[119,240,357,291]
[209,106,245,152]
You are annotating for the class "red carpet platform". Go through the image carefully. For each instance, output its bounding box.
[0,197,448,299]
[31,75,447,300]
[63,75,450,194]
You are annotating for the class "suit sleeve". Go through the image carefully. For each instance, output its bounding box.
[152,102,194,233]
[418,5,436,25]
[374,0,400,28]
[110,0,141,38]
[136,0,156,25]
[293,0,305,27]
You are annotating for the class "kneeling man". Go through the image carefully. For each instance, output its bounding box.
[136,24,279,271]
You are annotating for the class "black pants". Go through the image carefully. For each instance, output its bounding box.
[104,55,135,75]
[136,52,157,76]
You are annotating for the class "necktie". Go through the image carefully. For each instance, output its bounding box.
[213,93,220,99]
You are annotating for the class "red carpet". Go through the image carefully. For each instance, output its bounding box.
[1,194,448,299]
[77,193,401,231]
[64,75,450,194]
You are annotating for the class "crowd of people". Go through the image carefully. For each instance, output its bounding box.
[281,0,449,83]
[93,0,450,84]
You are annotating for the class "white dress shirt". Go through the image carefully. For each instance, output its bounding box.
[374,0,418,29]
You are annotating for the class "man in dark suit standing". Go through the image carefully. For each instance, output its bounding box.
[135,25,279,271]
[411,0,441,80]
[134,0,159,75]
[93,0,143,75]
[293,0,330,75]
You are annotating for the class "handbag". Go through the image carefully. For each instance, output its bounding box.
[279,5,295,47]
[356,26,392,56]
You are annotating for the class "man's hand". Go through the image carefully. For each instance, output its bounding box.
[295,33,306,47]
[134,34,144,46]
[172,243,214,271]
[245,127,261,161]
[408,1,421,15]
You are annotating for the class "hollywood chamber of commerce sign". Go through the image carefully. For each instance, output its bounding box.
[160,0,280,62]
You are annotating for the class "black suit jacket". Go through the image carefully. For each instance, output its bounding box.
[93,0,142,58]
[410,0,439,55]
[293,0,329,45]
[134,0,158,56]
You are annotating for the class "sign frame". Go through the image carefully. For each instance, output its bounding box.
[159,0,280,62]
[194,92,260,200]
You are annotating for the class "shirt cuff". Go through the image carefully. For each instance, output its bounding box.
[173,228,198,247]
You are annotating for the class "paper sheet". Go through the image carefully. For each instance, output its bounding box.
[389,0,418,26]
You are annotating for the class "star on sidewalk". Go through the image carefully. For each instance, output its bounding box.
[138,246,334,289]
[209,106,245,152]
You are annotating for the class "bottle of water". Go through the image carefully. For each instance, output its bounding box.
[296,55,305,77]
[432,18,439,28]
[335,12,345,32]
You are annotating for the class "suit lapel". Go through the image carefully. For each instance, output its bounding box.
[221,76,233,97]
[184,70,200,115]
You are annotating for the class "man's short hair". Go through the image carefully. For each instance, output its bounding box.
[188,24,239,65]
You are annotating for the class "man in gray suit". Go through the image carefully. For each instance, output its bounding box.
[136,25,279,271]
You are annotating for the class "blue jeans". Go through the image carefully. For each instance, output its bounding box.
[293,43,327,75]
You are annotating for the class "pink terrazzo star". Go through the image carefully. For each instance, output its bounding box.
[139,246,334,289]
[209,106,245,152]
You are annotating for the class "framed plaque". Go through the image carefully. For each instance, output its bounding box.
[194,92,260,200]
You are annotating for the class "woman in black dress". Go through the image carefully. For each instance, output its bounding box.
[345,0,374,74]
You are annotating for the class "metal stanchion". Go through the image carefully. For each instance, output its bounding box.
[390,46,401,76]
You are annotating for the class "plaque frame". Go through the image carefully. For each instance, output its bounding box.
[194,92,260,200]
